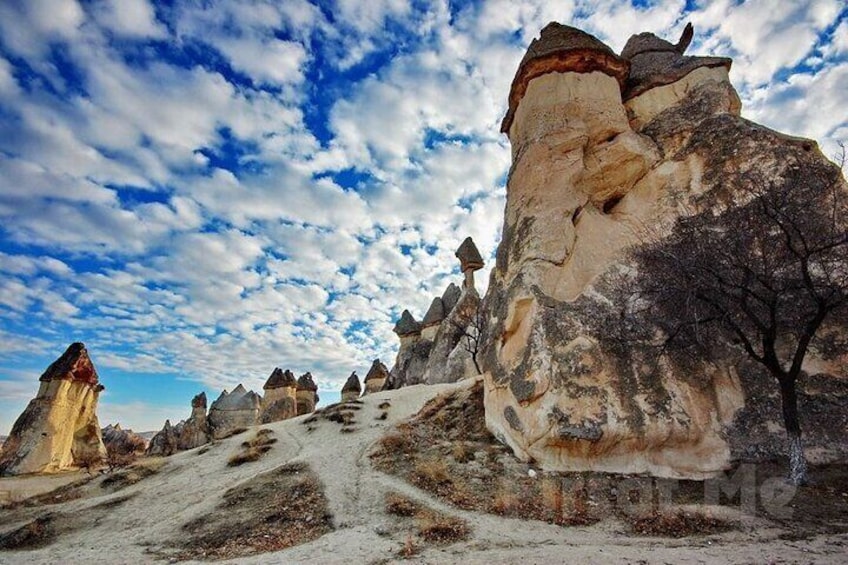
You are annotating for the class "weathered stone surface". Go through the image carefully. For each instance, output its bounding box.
[481,23,848,479]
[208,384,262,439]
[102,424,147,459]
[296,372,319,415]
[501,22,629,134]
[393,310,422,337]
[363,360,389,394]
[441,283,462,313]
[422,297,446,328]
[341,372,361,402]
[261,369,297,423]
[0,343,107,475]
[177,392,211,450]
[422,287,482,385]
[385,334,433,389]
[146,420,178,457]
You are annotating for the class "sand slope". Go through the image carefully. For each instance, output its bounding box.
[1,379,846,564]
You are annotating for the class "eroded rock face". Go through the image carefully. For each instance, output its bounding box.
[363,360,389,394]
[0,343,107,475]
[178,392,211,450]
[260,369,298,423]
[102,424,147,459]
[481,23,846,478]
[296,372,319,415]
[341,372,361,402]
[208,384,262,439]
[146,420,178,457]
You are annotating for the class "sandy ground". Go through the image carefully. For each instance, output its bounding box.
[0,471,85,505]
[1,379,846,564]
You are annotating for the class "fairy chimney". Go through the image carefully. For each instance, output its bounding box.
[363,359,390,394]
[296,372,319,415]
[341,372,361,402]
[261,368,298,423]
[455,237,484,289]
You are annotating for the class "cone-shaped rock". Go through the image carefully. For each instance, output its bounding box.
[0,342,107,475]
[441,283,462,313]
[422,297,446,327]
[393,310,422,336]
[209,384,262,438]
[341,372,361,402]
[363,359,389,394]
[455,237,484,272]
[295,372,319,415]
[264,368,297,389]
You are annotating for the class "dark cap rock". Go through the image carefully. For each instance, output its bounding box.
[264,368,297,389]
[191,392,207,409]
[38,342,101,387]
[501,22,629,133]
[422,297,446,327]
[342,372,361,393]
[456,237,484,272]
[393,310,422,337]
[297,372,318,392]
[441,283,462,313]
[364,359,389,383]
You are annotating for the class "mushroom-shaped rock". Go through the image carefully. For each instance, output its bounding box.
[341,372,361,402]
[0,342,107,475]
[393,309,422,337]
[295,372,319,416]
[501,22,629,133]
[441,283,462,314]
[621,23,732,101]
[264,368,297,390]
[363,359,390,394]
[422,297,446,327]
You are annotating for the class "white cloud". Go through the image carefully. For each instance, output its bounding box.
[89,0,168,39]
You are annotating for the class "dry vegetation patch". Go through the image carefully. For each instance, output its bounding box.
[227,429,277,467]
[101,457,167,491]
[303,401,361,432]
[162,462,333,561]
[383,491,471,557]
[629,510,731,537]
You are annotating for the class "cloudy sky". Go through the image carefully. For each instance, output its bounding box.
[0,0,845,435]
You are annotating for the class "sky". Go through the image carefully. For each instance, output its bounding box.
[0,0,846,435]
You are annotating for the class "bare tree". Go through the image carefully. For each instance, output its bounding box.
[605,161,847,485]
[453,304,485,375]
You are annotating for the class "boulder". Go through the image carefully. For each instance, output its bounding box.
[208,384,262,438]
[0,343,107,475]
[363,360,389,394]
[261,368,298,423]
[480,23,848,479]
[341,372,361,402]
[296,372,319,415]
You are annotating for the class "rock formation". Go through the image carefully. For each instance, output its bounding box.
[363,360,389,394]
[208,384,262,439]
[386,238,485,388]
[296,372,319,415]
[177,392,211,450]
[341,372,361,402]
[481,22,847,478]
[146,419,178,457]
[0,343,107,475]
[102,424,147,459]
[260,368,298,423]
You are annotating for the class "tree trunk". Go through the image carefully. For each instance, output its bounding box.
[778,376,808,485]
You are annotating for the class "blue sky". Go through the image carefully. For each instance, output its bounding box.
[0,0,846,434]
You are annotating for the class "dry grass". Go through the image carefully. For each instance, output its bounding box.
[378,401,391,410]
[397,534,419,558]
[629,510,731,537]
[218,427,248,439]
[227,429,276,467]
[385,492,422,517]
[166,462,333,561]
[416,511,471,544]
[411,457,451,490]
[101,457,167,491]
[0,514,55,549]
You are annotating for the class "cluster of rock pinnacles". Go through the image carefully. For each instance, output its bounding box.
[3,22,846,477]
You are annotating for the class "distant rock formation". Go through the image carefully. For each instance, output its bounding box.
[102,424,147,459]
[341,372,361,402]
[146,419,178,457]
[386,238,484,388]
[0,343,107,475]
[260,368,297,423]
[208,384,262,439]
[481,22,848,478]
[363,360,389,394]
[296,372,319,415]
[178,392,211,450]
